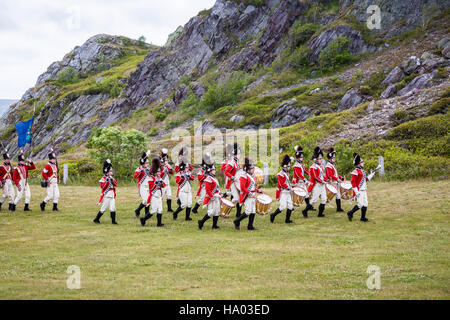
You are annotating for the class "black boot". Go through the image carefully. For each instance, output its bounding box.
[40,201,46,211]
[140,210,152,226]
[9,203,13,211]
[285,209,293,223]
[233,213,248,230]
[176,198,181,207]
[270,208,281,223]
[212,216,220,229]
[111,211,118,225]
[24,203,31,211]
[185,207,192,221]
[302,203,311,218]
[156,213,164,227]
[192,202,200,214]
[135,203,145,218]
[360,206,369,222]
[347,205,359,222]
[172,206,182,220]
[93,211,103,224]
[10,203,16,212]
[53,203,59,212]
[235,203,242,218]
[0,202,2,211]
[198,214,210,230]
[167,199,174,213]
[248,213,256,230]
[317,203,325,217]
[336,199,344,212]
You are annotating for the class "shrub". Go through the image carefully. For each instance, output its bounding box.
[318,36,355,71]
[57,67,79,85]
[428,97,449,115]
[289,22,318,49]
[155,112,168,121]
[149,127,159,136]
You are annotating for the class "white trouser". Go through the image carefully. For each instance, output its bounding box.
[14,181,30,205]
[230,183,240,204]
[295,181,309,198]
[279,190,293,211]
[179,183,192,209]
[44,178,60,204]
[0,179,15,204]
[244,196,256,215]
[100,191,115,212]
[139,185,149,205]
[310,183,327,205]
[207,196,220,217]
[330,181,341,200]
[196,187,206,205]
[150,194,163,214]
[356,190,368,208]
[162,180,172,200]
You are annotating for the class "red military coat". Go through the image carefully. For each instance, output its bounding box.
[351,167,368,196]
[134,167,151,188]
[196,168,206,197]
[224,159,240,189]
[239,172,259,204]
[203,175,220,205]
[174,162,193,173]
[292,161,309,185]
[276,169,290,200]
[175,171,194,196]
[308,163,325,193]
[0,163,13,182]
[42,162,59,182]
[12,162,36,186]
[98,175,118,203]
[161,162,174,180]
[146,174,166,204]
[325,162,342,182]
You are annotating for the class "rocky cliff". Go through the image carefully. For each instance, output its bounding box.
[0,0,449,164]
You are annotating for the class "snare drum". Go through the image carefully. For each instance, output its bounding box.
[325,183,338,202]
[256,194,272,215]
[339,181,353,200]
[219,197,235,218]
[253,167,264,186]
[292,187,307,206]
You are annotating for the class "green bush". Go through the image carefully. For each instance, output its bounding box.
[428,97,449,115]
[149,127,159,136]
[155,112,168,121]
[57,67,79,85]
[289,22,318,49]
[318,36,355,71]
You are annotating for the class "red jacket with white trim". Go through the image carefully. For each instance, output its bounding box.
[203,175,220,205]
[98,175,118,203]
[12,162,36,186]
[195,168,206,197]
[276,169,290,200]
[325,162,342,182]
[224,158,240,189]
[0,163,13,182]
[292,161,309,185]
[175,171,194,196]
[146,174,166,204]
[239,172,259,204]
[308,163,325,192]
[351,167,368,196]
[42,163,59,181]
[174,163,193,173]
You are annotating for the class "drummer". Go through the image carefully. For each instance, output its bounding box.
[302,147,327,218]
[292,146,312,217]
[270,154,294,224]
[234,157,262,230]
[325,148,344,212]
[198,163,221,230]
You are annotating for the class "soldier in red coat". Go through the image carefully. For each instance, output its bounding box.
[325,148,344,212]
[192,153,210,214]
[174,146,193,208]
[140,158,166,227]
[40,149,60,212]
[292,146,312,211]
[233,157,262,230]
[12,151,36,211]
[302,147,327,218]
[172,162,195,221]
[224,143,243,218]
[0,148,15,211]
[93,160,118,224]
[159,148,175,212]
[133,151,151,218]
[198,163,222,230]
[347,153,375,222]
[270,154,294,224]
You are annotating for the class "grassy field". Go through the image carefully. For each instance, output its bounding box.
[0,179,448,299]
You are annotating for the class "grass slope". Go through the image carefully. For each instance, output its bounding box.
[0,180,448,299]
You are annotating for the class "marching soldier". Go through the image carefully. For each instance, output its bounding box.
[233,157,261,230]
[174,147,193,207]
[140,158,166,227]
[224,143,242,218]
[325,148,344,212]
[133,151,151,218]
[302,147,327,218]
[40,148,60,212]
[0,148,14,211]
[292,146,312,211]
[93,160,118,224]
[172,162,195,221]
[159,148,174,213]
[198,163,221,230]
[347,153,375,222]
[12,151,36,211]
[270,154,294,224]
[192,153,210,214]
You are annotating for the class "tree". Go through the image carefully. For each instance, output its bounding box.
[87,126,147,178]
[138,35,146,46]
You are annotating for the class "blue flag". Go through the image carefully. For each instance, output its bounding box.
[15,117,34,148]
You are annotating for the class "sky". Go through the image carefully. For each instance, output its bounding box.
[0,0,216,99]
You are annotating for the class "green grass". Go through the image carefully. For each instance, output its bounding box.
[0,179,448,299]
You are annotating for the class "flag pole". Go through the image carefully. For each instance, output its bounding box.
[28,104,36,159]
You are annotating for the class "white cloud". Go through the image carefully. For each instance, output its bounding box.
[0,0,216,98]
